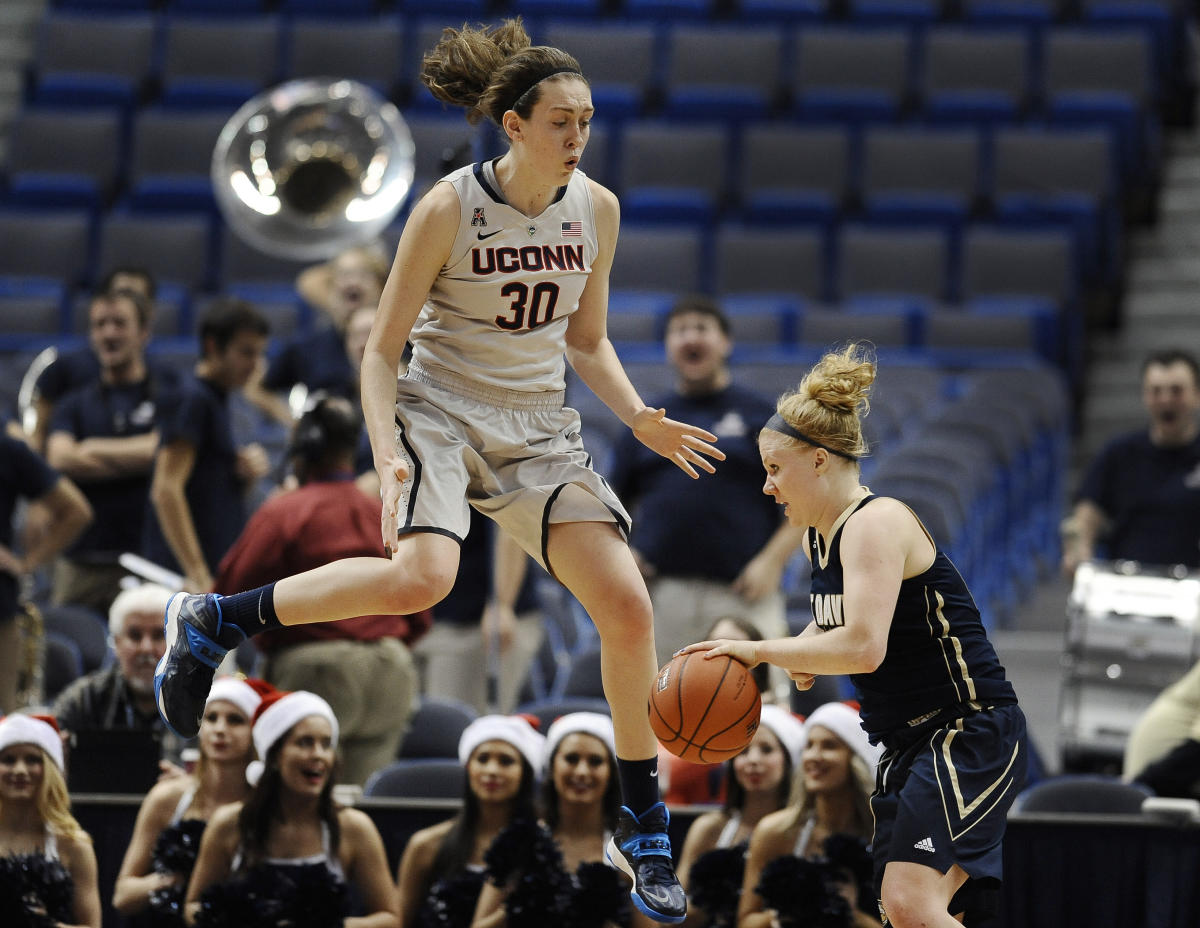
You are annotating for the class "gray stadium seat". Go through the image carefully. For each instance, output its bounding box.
[97,214,213,292]
[791,27,912,121]
[397,697,478,760]
[714,224,827,302]
[662,25,785,118]
[618,122,729,222]
[0,211,93,286]
[737,123,851,225]
[920,28,1031,123]
[362,758,466,799]
[6,109,124,206]
[284,17,404,94]
[836,226,949,303]
[859,127,981,226]
[161,16,281,106]
[34,13,156,107]
[541,22,657,117]
[610,225,704,294]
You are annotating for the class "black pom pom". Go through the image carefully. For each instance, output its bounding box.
[418,869,486,928]
[688,846,745,928]
[0,854,76,928]
[193,862,348,928]
[568,862,629,928]
[821,833,874,914]
[755,855,852,928]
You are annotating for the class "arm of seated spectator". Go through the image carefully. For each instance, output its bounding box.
[733,523,808,603]
[150,439,212,593]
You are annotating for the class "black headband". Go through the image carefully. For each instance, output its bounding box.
[762,414,859,461]
[509,67,583,112]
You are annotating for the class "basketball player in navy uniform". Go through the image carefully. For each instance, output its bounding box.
[152,20,724,924]
[682,343,1025,928]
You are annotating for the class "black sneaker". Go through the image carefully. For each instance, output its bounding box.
[605,802,687,924]
[154,593,245,739]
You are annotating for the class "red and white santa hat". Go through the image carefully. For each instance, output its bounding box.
[757,704,807,768]
[206,676,269,720]
[802,702,882,771]
[542,712,616,775]
[245,690,339,786]
[457,714,546,771]
[0,713,64,772]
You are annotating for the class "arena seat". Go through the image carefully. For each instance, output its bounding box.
[736,122,852,228]
[363,758,466,800]
[661,25,786,121]
[32,12,157,109]
[397,698,478,760]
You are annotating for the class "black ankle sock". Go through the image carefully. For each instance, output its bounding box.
[616,756,661,818]
[215,584,281,642]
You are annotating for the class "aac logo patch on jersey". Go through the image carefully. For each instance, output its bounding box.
[471,207,487,227]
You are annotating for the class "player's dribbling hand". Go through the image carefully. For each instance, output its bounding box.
[378,454,410,555]
[632,406,725,478]
[677,638,761,667]
[789,671,817,691]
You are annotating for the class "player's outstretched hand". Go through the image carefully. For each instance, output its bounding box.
[378,453,411,555]
[632,407,725,478]
[677,638,761,667]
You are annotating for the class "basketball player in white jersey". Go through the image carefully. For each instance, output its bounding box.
[154,19,723,924]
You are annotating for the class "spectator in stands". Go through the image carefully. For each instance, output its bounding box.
[0,434,92,713]
[52,583,184,772]
[414,509,544,714]
[675,704,806,928]
[1062,348,1200,573]
[214,395,430,786]
[394,714,544,928]
[182,690,398,927]
[260,244,389,410]
[28,267,158,453]
[45,289,166,615]
[143,299,271,593]
[1124,658,1200,800]
[114,676,263,925]
[0,713,101,927]
[735,703,881,928]
[471,712,644,928]
[608,297,804,681]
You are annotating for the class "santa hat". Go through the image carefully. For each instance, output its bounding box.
[457,715,546,771]
[245,690,339,787]
[756,704,806,768]
[542,712,615,775]
[802,702,882,771]
[0,714,64,772]
[206,676,270,720]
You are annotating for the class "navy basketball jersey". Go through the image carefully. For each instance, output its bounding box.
[808,494,1017,743]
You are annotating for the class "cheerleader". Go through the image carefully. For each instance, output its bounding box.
[114,677,264,924]
[183,690,397,928]
[395,714,543,928]
[0,714,100,928]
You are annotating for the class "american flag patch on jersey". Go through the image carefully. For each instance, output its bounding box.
[561,221,582,237]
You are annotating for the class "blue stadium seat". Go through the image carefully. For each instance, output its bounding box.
[541,22,659,121]
[791,27,913,124]
[624,0,716,20]
[160,16,281,108]
[33,13,157,109]
[919,27,1032,127]
[989,126,1120,288]
[397,697,478,760]
[278,0,376,15]
[126,108,229,213]
[618,121,730,226]
[847,0,944,25]
[0,210,94,292]
[963,0,1063,26]
[713,223,828,304]
[737,123,852,228]
[610,224,707,297]
[662,25,785,121]
[858,126,982,236]
[4,108,124,211]
[97,212,214,293]
[282,17,404,96]
[737,0,828,23]
[834,224,950,308]
[1042,29,1158,189]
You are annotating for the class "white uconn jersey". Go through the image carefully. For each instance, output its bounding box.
[409,159,599,393]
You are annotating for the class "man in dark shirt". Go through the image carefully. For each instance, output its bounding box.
[29,267,157,452]
[143,299,271,592]
[1064,349,1200,572]
[0,434,92,712]
[46,290,164,614]
[608,296,805,678]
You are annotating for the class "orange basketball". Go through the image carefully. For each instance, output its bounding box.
[648,651,762,763]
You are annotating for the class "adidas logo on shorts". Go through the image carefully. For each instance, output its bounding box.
[914,836,936,853]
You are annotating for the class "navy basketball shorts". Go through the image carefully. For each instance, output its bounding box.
[870,703,1027,904]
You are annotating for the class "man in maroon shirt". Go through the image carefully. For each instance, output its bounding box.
[215,395,430,786]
